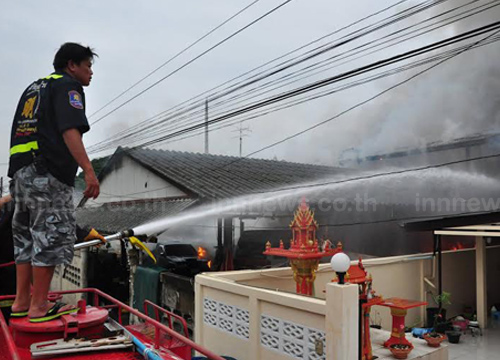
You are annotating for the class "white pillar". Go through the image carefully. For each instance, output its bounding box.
[475,236,487,329]
[194,277,204,357]
[248,296,260,360]
[326,283,359,360]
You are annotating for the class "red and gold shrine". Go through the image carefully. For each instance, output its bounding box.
[263,198,342,296]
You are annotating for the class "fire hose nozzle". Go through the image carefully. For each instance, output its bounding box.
[123,229,135,238]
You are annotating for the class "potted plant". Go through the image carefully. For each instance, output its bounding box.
[424,291,451,347]
[423,312,447,347]
[389,325,413,359]
[445,328,461,344]
[426,291,451,328]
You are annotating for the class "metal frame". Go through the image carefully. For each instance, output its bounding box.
[432,225,493,329]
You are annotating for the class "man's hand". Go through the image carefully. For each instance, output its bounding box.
[84,228,106,244]
[84,170,100,199]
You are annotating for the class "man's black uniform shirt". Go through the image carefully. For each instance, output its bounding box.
[8,72,90,186]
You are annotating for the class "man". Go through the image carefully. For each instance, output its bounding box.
[8,43,100,322]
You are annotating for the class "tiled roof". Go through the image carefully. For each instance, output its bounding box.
[122,147,346,199]
[75,198,197,234]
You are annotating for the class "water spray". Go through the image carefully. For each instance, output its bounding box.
[74,167,500,254]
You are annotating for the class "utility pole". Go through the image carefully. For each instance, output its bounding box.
[232,122,251,157]
[204,99,209,154]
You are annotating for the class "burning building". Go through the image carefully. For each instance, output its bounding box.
[328,131,500,255]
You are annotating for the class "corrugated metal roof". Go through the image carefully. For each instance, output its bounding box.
[124,148,345,199]
[76,198,197,234]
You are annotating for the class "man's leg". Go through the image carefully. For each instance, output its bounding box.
[28,266,55,317]
[11,263,31,313]
[11,171,33,313]
[28,265,75,318]
[28,168,77,319]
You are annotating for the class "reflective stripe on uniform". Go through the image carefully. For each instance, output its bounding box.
[10,141,39,156]
[42,74,63,80]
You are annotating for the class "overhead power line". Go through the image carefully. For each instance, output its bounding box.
[93,0,495,153]
[89,0,437,147]
[93,19,500,199]
[93,24,500,200]
[130,35,500,151]
[89,33,498,156]
[88,0,262,119]
[90,38,499,157]
[90,0,297,126]
[223,25,500,168]
[107,0,496,150]
[100,20,500,152]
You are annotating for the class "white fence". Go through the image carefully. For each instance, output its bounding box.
[194,261,449,360]
[195,272,330,360]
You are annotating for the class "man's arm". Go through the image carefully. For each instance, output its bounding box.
[62,128,99,199]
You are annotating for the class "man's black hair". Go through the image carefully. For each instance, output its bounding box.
[53,43,97,71]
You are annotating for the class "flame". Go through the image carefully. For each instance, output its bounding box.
[452,242,465,251]
[198,246,207,259]
[207,260,212,269]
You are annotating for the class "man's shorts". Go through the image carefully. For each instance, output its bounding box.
[10,164,75,267]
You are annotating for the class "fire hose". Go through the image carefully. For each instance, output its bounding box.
[0,230,156,269]
[75,229,156,264]
[74,229,135,250]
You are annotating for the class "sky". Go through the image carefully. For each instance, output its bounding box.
[1,0,499,184]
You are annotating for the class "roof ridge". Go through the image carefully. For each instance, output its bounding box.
[124,147,342,170]
[115,147,347,200]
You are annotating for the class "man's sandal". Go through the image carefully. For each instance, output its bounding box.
[29,303,79,323]
[10,309,29,318]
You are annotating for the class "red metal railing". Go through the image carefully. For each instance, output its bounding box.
[144,299,190,338]
[0,307,20,360]
[0,288,226,360]
[0,261,15,269]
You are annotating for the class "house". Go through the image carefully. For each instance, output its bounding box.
[76,147,349,267]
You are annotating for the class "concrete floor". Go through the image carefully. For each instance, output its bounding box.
[448,321,500,360]
[367,320,500,360]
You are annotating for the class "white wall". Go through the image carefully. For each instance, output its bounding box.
[195,272,328,360]
[85,156,187,205]
[195,265,448,360]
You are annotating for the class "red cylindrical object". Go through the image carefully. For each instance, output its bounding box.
[10,307,108,349]
[78,299,87,315]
